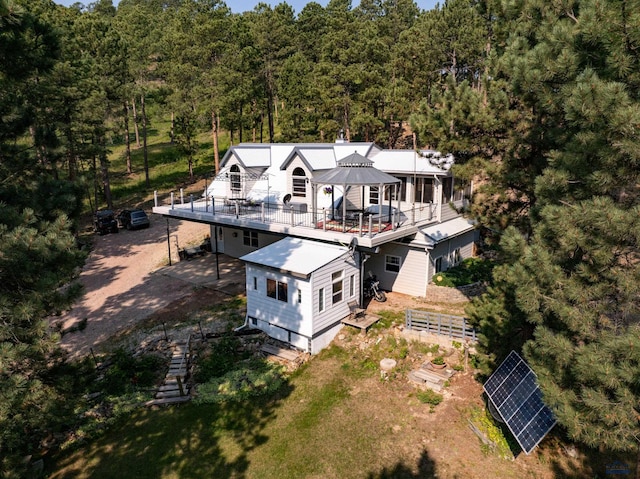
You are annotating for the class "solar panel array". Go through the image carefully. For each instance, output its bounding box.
[483,350,557,455]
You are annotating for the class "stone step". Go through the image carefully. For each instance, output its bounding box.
[145,396,191,407]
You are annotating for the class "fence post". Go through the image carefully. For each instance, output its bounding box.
[154,191,158,207]
[180,188,184,204]
[261,202,265,222]
[211,196,215,216]
[369,214,374,239]
[190,194,194,212]
[290,206,294,226]
[170,192,174,208]
[406,309,411,329]
[323,208,327,231]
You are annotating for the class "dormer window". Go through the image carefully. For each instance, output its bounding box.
[292,167,307,197]
[230,165,241,195]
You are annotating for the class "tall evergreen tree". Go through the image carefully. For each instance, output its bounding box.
[468,0,640,453]
[0,1,85,474]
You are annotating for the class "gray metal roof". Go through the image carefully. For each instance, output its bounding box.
[311,152,401,186]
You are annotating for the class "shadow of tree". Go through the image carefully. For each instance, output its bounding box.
[47,383,294,479]
[367,450,437,479]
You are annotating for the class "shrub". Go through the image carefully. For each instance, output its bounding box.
[194,336,251,383]
[432,356,445,365]
[194,360,286,404]
[416,389,443,406]
[432,258,494,287]
[100,348,164,395]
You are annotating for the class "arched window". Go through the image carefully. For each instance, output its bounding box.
[292,167,307,197]
[230,165,241,195]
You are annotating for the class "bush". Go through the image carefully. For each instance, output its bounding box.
[432,258,494,287]
[416,389,443,406]
[100,349,164,395]
[194,360,286,404]
[194,336,251,383]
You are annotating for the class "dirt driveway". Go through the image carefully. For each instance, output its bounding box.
[57,217,244,359]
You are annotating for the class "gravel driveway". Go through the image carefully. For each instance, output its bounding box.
[57,217,224,359]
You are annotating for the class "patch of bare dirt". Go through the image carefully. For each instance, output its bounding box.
[55,216,215,358]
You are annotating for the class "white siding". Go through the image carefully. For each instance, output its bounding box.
[223,228,281,258]
[244,250,359,354]
[427,230,477,284]
[310,252,360,335]
[366,243,428,297]
[245,264,312,336]
[440,203,459,223]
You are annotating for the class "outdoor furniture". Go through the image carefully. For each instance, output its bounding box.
[347,299,366,321]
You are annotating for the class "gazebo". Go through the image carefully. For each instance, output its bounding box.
[311,152,402,233]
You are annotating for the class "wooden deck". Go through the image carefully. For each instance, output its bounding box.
[342,313,380,333]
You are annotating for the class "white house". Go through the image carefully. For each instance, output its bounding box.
[152,139,478,352]
[241,237,359,354]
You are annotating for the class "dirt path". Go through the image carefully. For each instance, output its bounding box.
[56,217,213,359]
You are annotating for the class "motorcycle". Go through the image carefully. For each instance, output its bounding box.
[364,272,387,302]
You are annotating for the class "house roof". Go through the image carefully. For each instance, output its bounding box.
[418,217,476,248]
[311,152,401,186]
[240,237,349,277]
[368,149,451,176]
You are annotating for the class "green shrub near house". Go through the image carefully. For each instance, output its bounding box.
[432,258,494,287]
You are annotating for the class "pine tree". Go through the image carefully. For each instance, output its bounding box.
[0,2,85,473]
[468,0,640,452]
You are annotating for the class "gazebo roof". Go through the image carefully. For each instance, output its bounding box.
[311,152,401,186]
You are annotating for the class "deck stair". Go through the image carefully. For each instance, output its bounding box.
[145,336,192,407]
[261,343,301,363]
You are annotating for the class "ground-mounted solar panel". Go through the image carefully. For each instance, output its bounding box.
[483,350,557,455]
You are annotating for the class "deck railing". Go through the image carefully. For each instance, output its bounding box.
[154,190,437,238]
[405,309,477,342]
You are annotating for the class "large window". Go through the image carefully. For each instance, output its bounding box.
[414,177,433,203]
[292,167,307,197]
[349,274,355,297]
[230,164,241,195]
[385,255,401,273]
[441,177,453,202]
[384,177,407,202]
[267,278,288,302]
[332,270,343,304]
[243,230,258,247]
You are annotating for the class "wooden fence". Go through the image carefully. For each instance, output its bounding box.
[405,309,477,342]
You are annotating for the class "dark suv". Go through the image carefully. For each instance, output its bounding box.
[117,208,150,230]
[94,209,119,235]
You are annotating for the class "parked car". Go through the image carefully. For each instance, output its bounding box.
[94,209,119,235]
[117,208,150,230]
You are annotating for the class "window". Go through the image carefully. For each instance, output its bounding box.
[349,274,355,297]
[414,177,433,203]
[243,230,258,247]
[267,278,288,302]
[332,270,343,304]
[253,277,257,290]
[230,165,241,194]
[451,248,462,266]
[385,255,401,273]
[441,177,454,202]
[435,256,443,273]
[292,167,307,197]
[369,186,379,205]
[297,289,302,304]
[384,177,407,202]
[319,287,325,312]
